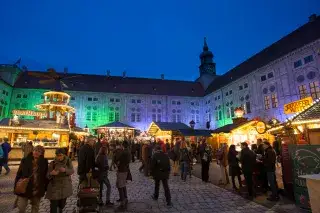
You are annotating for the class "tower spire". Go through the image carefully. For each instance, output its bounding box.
[203,37,209,51]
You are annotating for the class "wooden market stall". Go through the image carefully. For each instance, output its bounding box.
[267,98,320,211]
[96,121,135,141]
[147,122,191,143]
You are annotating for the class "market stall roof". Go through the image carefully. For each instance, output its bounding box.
[211,120,254,134]
[97,121,135,129]
[0,118,70,131]
[290,100,320,124]
[147,122,191,135]
[178,129,212,137]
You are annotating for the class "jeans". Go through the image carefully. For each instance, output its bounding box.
[267,172,278,198]
[243,171,253,196]
[180,161,189,181]
[0,158,10,174]
[154,179,171,203]
[17,196,41,213]
[99,176,111,202]
[50,198,67,213]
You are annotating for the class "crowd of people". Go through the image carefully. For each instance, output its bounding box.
[216,138,281,201]
[2,134,281,213]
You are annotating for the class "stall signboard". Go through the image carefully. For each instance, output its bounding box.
[284,97,313,114]
[12,110,46,117]
[288,145,320,210]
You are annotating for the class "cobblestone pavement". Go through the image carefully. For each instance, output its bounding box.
[1,161,295,213]
[192,162,306,213]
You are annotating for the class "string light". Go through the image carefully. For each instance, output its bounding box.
[44,91,70,98]
[0,126,70,132]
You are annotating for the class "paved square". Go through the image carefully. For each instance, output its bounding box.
[1,162,289,213]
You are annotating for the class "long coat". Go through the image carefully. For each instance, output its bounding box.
[228,150,241,176]
[46,156,74,200]
[150,151,170,180]
[14,154,48,198]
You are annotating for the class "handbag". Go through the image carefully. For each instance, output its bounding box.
[14,173,34,195]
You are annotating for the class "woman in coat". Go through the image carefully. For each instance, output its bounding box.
[46,148,74,213]
[14,145,48,213]
[228,145,242,191]
[95,146,113,206]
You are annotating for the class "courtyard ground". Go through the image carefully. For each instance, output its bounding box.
[0,161,305,213]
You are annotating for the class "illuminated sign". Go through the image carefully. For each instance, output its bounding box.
[12,110,46,117]
[256,121,267,134]
[284,97,313,114]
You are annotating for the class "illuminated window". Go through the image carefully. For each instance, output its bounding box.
[309,81,320,99]
[230,107,235,117]
[131,113,135,122]
[218,111,222,120]
[131,108,141,122]
[92,112,97,121]
[271,94,278,108]
[226,108,231,118]
[298,85,308,99]
[264,96,270,110]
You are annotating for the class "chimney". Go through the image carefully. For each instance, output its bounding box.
[64,67,68,74]
[123,71,126,78]
[161,74,164,80]
[309,14,317,22]
[106,70,110,77]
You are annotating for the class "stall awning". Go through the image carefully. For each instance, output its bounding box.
[178,129,212,137]
[211,120,254,134]
[97,121,135,129]
[147,122,191,135]
[290,100,320,125]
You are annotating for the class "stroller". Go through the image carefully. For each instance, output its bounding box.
[76,172,102,213]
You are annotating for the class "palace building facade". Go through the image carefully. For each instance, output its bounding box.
[1,15,320,132]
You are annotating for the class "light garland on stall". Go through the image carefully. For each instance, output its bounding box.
[44,91,70,98]
[0,125,70,132]
[286,98,320,124]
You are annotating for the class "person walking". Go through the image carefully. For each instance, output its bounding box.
[262,141,279,201]
[173,139,181,176]
[14,145,48,213]
[150,145,172,206]
[95,146,113,206]
[217,143,229,185]
[46,148,74,213]
[114,141,131,212]
[78,136,96,183]
[240,142,256,199]
[179,141,192,181]
[228,145,242,191]
[0,138,11,175]
[200,141,212,182]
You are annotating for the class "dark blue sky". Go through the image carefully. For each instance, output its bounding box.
[1,0,319,81]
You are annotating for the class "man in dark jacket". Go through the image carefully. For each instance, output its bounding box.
[115,141,131,211]
[263,141,279,201]
[78,136,96,182]
[1,137,11,175]
[240,142,256,199]
[151,145,172,206]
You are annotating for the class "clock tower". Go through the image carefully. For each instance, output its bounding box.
[199,37,216,75]
[196,38,218,90]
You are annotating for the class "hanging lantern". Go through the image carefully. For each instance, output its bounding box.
[234,107,244,118]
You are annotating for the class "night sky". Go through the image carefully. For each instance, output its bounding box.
[1,0,319,81]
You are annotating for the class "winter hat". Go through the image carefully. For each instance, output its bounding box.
[33,145,45,155]
[55,148,66,155]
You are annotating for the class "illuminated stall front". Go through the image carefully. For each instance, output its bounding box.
[96,121,135,141]
[211,107,274,150]
[0,88,84,159]
[147,122,192,143]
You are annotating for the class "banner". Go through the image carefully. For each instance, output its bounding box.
[284,97,313,114]
[12,110,46,117]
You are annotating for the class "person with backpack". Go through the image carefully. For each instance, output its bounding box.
[46,148,74,213]
[180,141,192,181]
[150,145,172,207]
